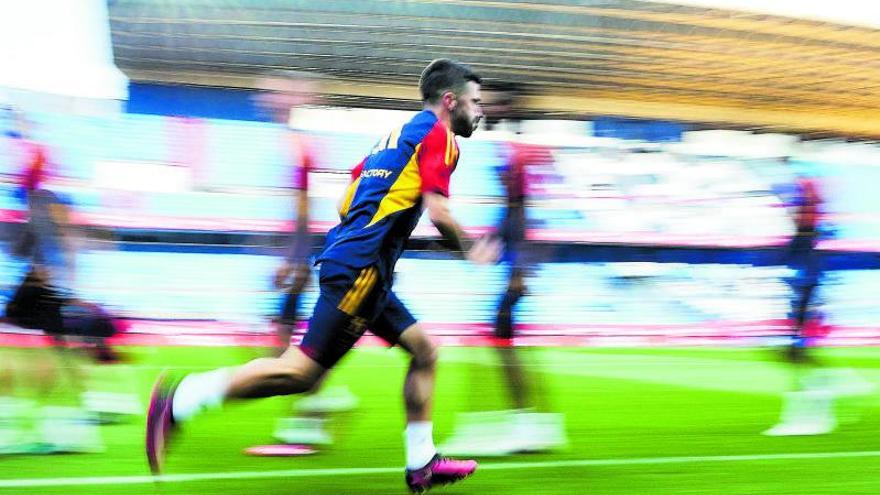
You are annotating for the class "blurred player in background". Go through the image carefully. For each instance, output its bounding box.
[1,112,128,454]
[251,71,358,455]
[442,82,565,456]
[764,160,871,435]
[147,59,495,493]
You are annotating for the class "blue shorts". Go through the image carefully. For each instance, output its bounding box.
[300,261,417,368]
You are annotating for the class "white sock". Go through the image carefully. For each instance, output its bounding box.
[404,421,436,470]
[172,368,232,422]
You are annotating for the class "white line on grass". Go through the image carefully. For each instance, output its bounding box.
[2,450,880,488]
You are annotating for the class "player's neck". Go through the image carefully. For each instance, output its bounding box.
[424,104,453,132]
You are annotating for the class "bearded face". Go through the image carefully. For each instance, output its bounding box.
[450,102,478,137]
[448,81,483,138]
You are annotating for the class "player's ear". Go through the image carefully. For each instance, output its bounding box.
[442,91,457,111]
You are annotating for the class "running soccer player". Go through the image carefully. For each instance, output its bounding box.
[146,59,493,493]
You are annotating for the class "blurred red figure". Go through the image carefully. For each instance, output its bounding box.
[251,71,358,452]
[2,113,127,456]
[7,112,120,359]
[765,162,872,436]
[253,72,319,354]
[441,83,566,457]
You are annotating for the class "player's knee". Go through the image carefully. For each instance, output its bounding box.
[276,368,319,394]
[275,357,323,394]
[398,325,437,368]
[505,285,524,302]
[403,336,437,370]
[297,372,322,393]
[413,341,438,369]
[509,276,525,295]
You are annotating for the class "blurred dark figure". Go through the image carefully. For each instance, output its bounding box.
[7,113,119,360]
[254,71,318,357]
[765,160,871,436]
[442,83,565,455]
[1,113,121,454]
[251,72,356,453]
[785,169,823,362]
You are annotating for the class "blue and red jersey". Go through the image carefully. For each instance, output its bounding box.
[498,141,553,204]
[287,132,314,192]
[17,139,50,192]
[794,176,822,232]
[317,110,460,283]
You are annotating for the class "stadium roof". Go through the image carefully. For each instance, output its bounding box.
[109,0,880,137]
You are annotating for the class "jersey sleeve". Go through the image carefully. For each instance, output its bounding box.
[417,123,456,197]
[292,156,311,191]
[350,158,365,180]
[289,134,315,191]
[19,141,50,191]
[338,158,366,220]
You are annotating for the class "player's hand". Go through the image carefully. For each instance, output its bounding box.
[466,235,502,265]
[273,262,295,289]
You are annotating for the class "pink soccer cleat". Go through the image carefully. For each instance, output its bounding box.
[145,372,180,475]
[405,454,478,493]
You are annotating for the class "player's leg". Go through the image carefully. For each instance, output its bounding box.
[268,263,332,447]
[180,262,373,407]
[146,342,328,472]
[495,268,530,408]
[443,266,532,456]
[370,292,476,492]
[398,329,436,423]
[495,207,535,409]
[766,237,834,436]
[8,271,104,453]
[1,270,40,454]
[146,262,372,473]
[223,345,326,400]
[271,262,353,447]
[269,262,363,447]
[168,281,354,410]
[275,262,310,351]
[495,269,524,338]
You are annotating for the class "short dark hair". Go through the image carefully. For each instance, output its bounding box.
[419,59,482,104]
